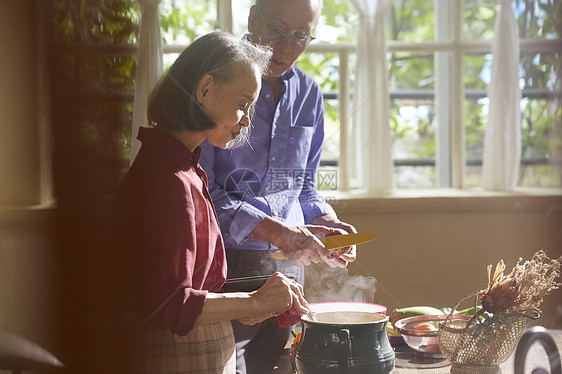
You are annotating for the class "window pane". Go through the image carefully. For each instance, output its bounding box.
[160,0,217,45]
[321,98,341,161]
[520,97,562,187]
[463,54,487,188]
[464,53,489,90]
[464,0,561,40]
[515,0,561,39]
[316,0,357,43]
[387,0,434,42]
[298,51,342,162]
[463,0,496,40]
[318,97,340,191]
[388,52,436,188]
[465,96,562,188]
[465,97,487,188]
[160,0,217,67]
[318,50,358,191]
[51,0,138,194]
[232,0,253,38]
[464,50,562,188]
[391,98,437,188]
[520,50,561,186]
[521,52,560,92]
[390,51,435,90]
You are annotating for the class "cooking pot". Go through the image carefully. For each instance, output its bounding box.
[308,302,387,315]
[294,308,394,374]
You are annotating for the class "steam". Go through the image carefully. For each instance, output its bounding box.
[305,263,377,304]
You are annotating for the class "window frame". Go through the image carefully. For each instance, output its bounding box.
[165,0,562,195]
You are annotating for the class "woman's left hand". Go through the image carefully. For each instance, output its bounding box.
[237,272,309,325]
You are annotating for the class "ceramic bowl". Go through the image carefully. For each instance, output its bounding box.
[394,314,471,355]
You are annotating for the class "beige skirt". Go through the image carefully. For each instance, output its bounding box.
[140,321,236,374]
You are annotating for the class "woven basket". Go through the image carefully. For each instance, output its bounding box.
[438,295,540,374]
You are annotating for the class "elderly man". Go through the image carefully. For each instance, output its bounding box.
[200,0,357,372]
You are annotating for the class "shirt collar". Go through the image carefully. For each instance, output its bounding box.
[137,126,200,171]
[260,64,295,86]
[281,65,295,80]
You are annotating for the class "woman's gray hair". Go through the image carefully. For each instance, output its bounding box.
[147,31,271,134]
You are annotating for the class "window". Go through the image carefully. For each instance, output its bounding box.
[152,0,562,191]
[299,0,561,190]
[50,0,139,197]
[160,0,217,65]
[460,0,561,188]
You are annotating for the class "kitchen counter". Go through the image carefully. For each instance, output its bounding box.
[393,329,561,373]
[272,329,561,374]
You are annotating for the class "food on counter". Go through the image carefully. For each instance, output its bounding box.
[414,322,438,331]
[387,305,480,338]
[452,306,480,315]
[387,303,485,340]
[386,324,401,336]
[389,306,445,328]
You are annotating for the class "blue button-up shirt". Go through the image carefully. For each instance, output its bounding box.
[199,65,336,251]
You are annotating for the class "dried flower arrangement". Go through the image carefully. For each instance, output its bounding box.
[476,249,561,321]
[439,250,561,373]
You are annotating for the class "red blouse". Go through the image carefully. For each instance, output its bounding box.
[119,126,227,336]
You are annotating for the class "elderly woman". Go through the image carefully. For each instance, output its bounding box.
[116,31,310,374]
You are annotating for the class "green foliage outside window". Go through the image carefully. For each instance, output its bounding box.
[50,0,139,198]
[316,0,357,43]
[50,0,560,193]
[388,0,434,42]
[160,0,217,45]
[304,0,561,188]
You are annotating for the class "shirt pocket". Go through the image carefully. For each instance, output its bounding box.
[287,125,314,168]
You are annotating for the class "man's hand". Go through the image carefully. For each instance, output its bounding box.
[248,217,349,268]
[275,224,350,267]
[310,214,358,264]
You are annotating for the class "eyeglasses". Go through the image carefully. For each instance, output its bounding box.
[255,6,316,47]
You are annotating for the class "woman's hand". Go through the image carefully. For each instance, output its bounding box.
[237,272,309,325]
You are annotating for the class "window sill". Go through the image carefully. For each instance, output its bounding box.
[320,187,562,213]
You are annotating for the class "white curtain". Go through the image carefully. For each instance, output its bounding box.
[130,0,163,165]
[348,0,394,193]
[482,0,521,191]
